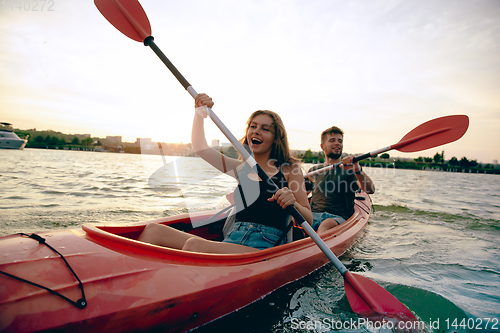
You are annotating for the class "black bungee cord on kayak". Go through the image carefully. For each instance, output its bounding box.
[0,233,87,309]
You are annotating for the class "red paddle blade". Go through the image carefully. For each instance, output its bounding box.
[344,272,417,322]
[95,0,151,42]
[393,114,469,153]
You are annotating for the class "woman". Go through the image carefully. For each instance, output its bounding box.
[138,94,312,253]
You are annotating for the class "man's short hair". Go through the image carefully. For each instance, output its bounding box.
[321,126,344,143]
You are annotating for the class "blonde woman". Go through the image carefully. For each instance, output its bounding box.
[139,94,312,253]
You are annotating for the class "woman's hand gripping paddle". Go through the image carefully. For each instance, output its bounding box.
[306,114,469,177]
[95,0,419,323]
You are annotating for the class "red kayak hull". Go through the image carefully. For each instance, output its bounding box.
[0,193,371,332]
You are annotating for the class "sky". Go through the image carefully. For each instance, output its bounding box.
[1,0,499,163]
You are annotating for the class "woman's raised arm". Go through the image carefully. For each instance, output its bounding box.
[191,94,242,175]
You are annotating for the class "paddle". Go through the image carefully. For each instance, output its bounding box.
[305,114,469,177]
[94,0,419,323]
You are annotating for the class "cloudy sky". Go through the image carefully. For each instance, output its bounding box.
[1,0,499,163]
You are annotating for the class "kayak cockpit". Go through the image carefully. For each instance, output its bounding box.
[82,193,371,265]
[82,209,310,265]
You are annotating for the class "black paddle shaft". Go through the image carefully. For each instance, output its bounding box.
[353,152,372,163]
[144,36,191,90]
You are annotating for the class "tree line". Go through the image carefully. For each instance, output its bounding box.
[13,129,108,150]
[26,134,95,148]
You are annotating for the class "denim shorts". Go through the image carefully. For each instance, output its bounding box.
[222,222,285,250]
[312,212,346,231]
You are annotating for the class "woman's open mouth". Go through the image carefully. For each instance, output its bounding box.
[251,138,263,146]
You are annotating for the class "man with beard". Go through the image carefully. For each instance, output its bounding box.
[307,126,375,233]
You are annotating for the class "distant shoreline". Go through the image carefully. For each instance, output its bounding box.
[9,126,500,174]
[14,147,500,175]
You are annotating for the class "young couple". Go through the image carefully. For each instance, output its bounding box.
[139,94,374,253]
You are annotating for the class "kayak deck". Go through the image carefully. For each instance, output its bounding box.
[0,193,371,332]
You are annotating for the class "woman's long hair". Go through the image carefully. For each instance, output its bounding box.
[239,110,299,167]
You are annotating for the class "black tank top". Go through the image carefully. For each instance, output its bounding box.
[233,168,289,230]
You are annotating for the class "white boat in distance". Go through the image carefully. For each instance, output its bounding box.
[0,123,28,149]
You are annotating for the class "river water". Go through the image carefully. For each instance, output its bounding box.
[1,149,499,332]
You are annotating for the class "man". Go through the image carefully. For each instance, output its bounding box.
[308,126,375,233]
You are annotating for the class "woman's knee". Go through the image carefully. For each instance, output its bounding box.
[138,224,162,243]
[182,237,207,252]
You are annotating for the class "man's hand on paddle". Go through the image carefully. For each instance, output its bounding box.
[340,155,362,173]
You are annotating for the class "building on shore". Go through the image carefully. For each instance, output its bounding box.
[136,138,192,156]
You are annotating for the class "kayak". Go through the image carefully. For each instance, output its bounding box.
[0,192,371,333]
